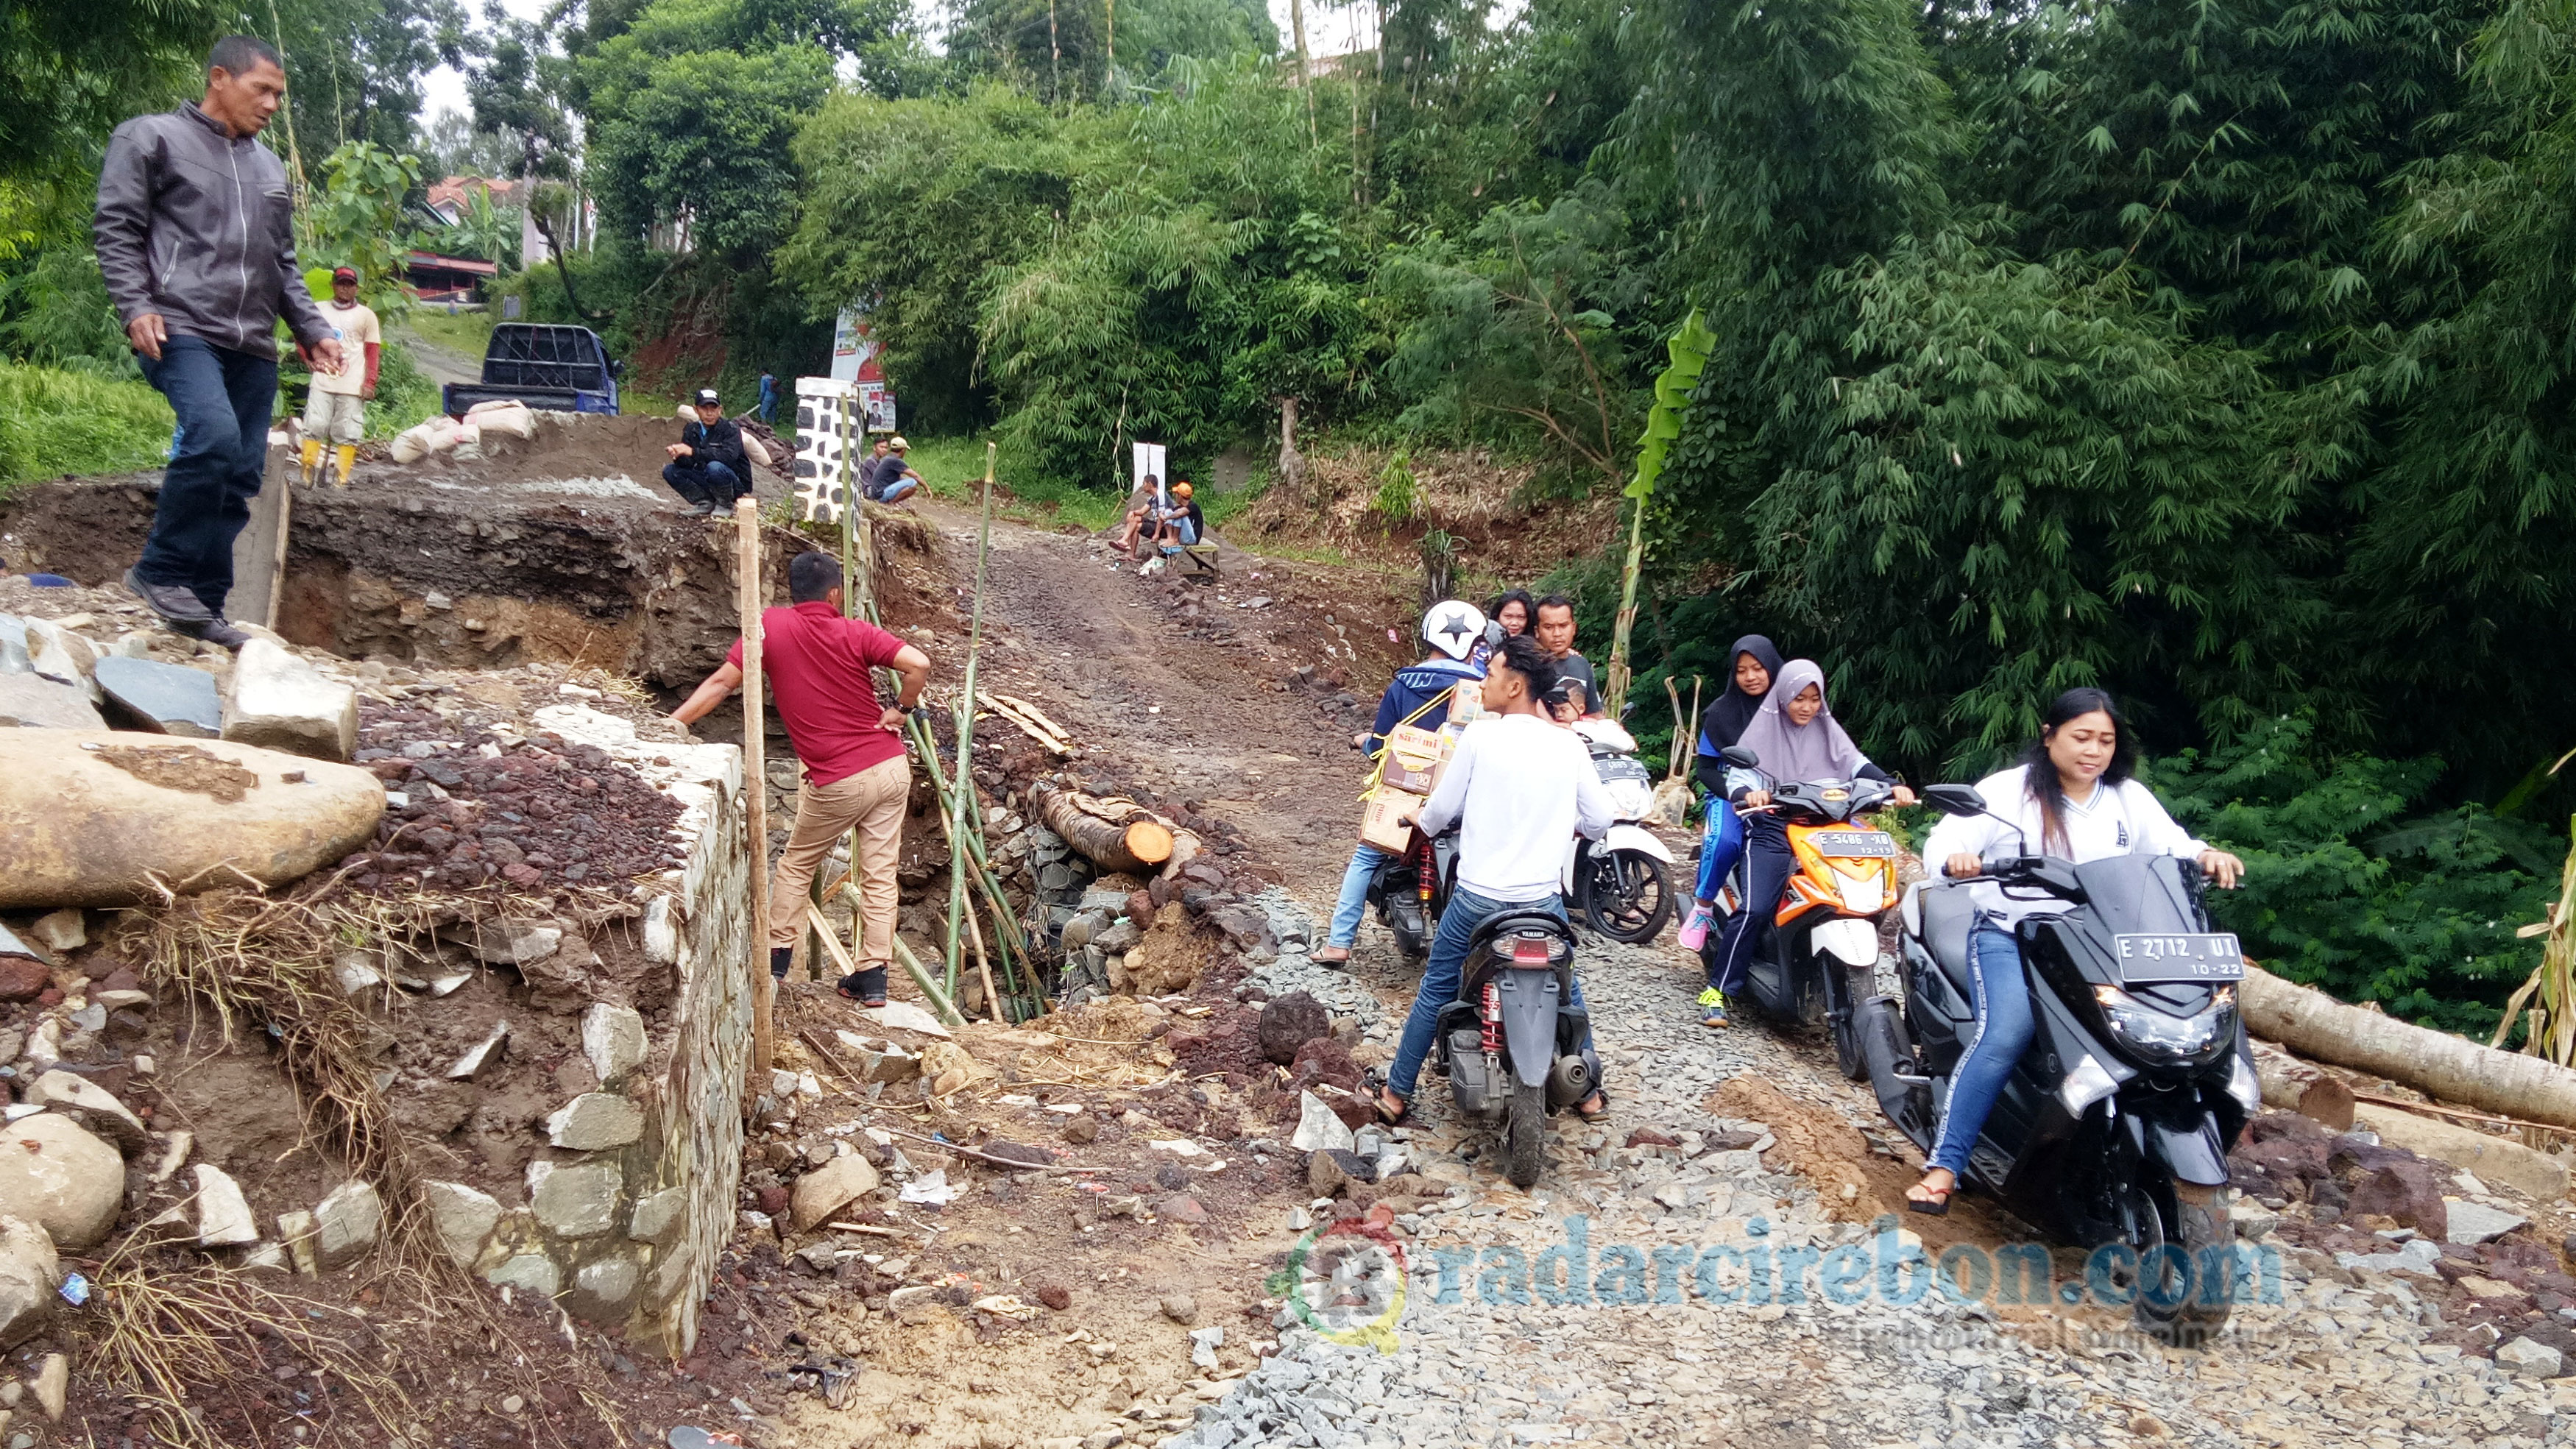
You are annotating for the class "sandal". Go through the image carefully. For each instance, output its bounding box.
[1574,1087,1610,1121]
[1362,1069,1415,1127]
[1309,945,1353,966]
[1906,1172,1955,1216]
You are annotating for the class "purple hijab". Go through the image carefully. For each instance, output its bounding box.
[1730,659,1870,783]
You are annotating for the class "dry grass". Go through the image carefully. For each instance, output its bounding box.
[89,884,633,1448]
[83,1242,415,1448]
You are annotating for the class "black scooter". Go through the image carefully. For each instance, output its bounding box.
[1431,912,1597,1187]
[1367,827,1456,960]
[1858,782,2260,1342]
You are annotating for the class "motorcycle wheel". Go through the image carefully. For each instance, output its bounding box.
[1505,1077,1546,1188]
[2151,1183,2236,1344]
[1582,851,1674,944]
[1830,964,1873,1082]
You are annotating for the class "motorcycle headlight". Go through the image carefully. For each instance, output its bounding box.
[1830,861,1887,914]
[2092,984,2238,1066]
[1608,780,1654,819]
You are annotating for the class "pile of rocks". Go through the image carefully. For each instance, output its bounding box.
[974,772,1278,1006]
[0,598,357,759]
[349,705,687,895]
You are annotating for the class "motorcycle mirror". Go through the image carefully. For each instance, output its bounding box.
[1720,745,1758,769]
[1482,620,1507,648]
[1923,783,1989,816]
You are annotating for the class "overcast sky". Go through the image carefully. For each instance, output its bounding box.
[417,1,1454,126]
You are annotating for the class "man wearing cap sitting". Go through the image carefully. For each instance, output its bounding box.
[664,387,751,515]
[866,435,923,505]
[300,264,379,489]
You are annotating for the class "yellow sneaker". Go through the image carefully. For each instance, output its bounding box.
[1698,987,1730,1028]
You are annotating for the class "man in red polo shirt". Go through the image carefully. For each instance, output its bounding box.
[673,551,932,1005]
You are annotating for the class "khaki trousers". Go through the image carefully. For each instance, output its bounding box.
[768,754,909,962]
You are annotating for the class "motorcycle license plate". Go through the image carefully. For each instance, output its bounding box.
[2113,932,2246,984]
[1807,831,1894,858]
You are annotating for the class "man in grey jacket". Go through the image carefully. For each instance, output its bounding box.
[94,35,342,648]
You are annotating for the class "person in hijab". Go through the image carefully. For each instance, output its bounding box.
[1698,660,1914,1027]
[1678,635,1786,950]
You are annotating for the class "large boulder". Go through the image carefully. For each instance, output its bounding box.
[222,639,358,762]
[1257,992,1331,1066]
[0,731,383,908]
[0,1116,124,1251]
[0,1216,58,1348]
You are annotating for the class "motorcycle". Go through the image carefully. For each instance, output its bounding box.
[1563,717,1676,943]
[1698,745,1901,1080]
[1431,910,1597,1187]
[1366,826,1455,960]
[1858,782,2256,1342]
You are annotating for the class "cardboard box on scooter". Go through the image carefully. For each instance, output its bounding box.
[1380,724,1450,795]
[1359,787,1426,853]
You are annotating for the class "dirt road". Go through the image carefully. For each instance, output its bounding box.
[904,503,1407,904]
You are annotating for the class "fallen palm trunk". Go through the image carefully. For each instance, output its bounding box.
[1026,780,1176,876]
[2242,963,2576,1130]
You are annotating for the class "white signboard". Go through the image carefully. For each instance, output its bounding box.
[1132,442,1168,505]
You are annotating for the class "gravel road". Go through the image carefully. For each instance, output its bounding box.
[1142,893,2576,1449]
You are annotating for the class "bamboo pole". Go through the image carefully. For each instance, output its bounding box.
[736,497,774,1083]
[886,932,968,1027]
[1603,493,1648,719]
[944,443,999,997]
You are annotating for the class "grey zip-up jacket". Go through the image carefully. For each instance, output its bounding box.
[93,102,329,361]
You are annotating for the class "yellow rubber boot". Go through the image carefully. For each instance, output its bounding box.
[298,437,322,485]
[333,444,357,489]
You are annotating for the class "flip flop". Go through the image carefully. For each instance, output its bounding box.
[1309,945,1353,965]
[1362,1068,1415,1127]
[1906,1182,1953,1216]
[1574,1087,1611,1121]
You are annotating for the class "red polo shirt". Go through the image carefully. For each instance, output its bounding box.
[726,601,910,786]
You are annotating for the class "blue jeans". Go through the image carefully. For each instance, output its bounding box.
[1928,921,2031,1177]
[1327,843,1389,949]
[1693,803,1744,903]
[1705,812,1790,994]
[877,477,919,503]
[1388,888,1599,1100]
[663,459,744,503]
[137,336,277,616]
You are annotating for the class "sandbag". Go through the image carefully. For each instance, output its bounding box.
[740,430,771,468]
[390,415,462,463]
[464,400,536,439]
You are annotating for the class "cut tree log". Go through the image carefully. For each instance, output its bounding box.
[1027,780,1176,875]
[2251,1041,2357,1131]
[2242,963,2576,1130]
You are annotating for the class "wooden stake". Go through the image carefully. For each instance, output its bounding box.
[944,444,997,997]
[737,497,774,1084]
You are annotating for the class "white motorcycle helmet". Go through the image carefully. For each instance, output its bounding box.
[1420,600,1488,661]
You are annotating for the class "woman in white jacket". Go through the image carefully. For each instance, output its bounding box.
[1905,688,2244,1215]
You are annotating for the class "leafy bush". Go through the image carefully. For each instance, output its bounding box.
[0,362,174,492]
[2148,715,2560,1038]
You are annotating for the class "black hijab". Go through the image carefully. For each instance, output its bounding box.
[1699,634,1786,750]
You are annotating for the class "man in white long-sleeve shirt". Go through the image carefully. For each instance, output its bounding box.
[1370,634,1613,1124]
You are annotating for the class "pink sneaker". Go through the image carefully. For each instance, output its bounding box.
[1677,905,1713,952]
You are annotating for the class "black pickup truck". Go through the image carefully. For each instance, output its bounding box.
[440,323,623,416]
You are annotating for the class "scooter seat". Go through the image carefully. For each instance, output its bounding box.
[1918,884,1981,998]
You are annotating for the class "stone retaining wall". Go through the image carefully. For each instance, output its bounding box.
[417,707,752,1357]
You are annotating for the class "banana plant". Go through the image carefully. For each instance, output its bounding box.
[1602,308,1716,718]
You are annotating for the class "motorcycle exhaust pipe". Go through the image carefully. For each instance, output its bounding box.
[1547,1054,1592,1108]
